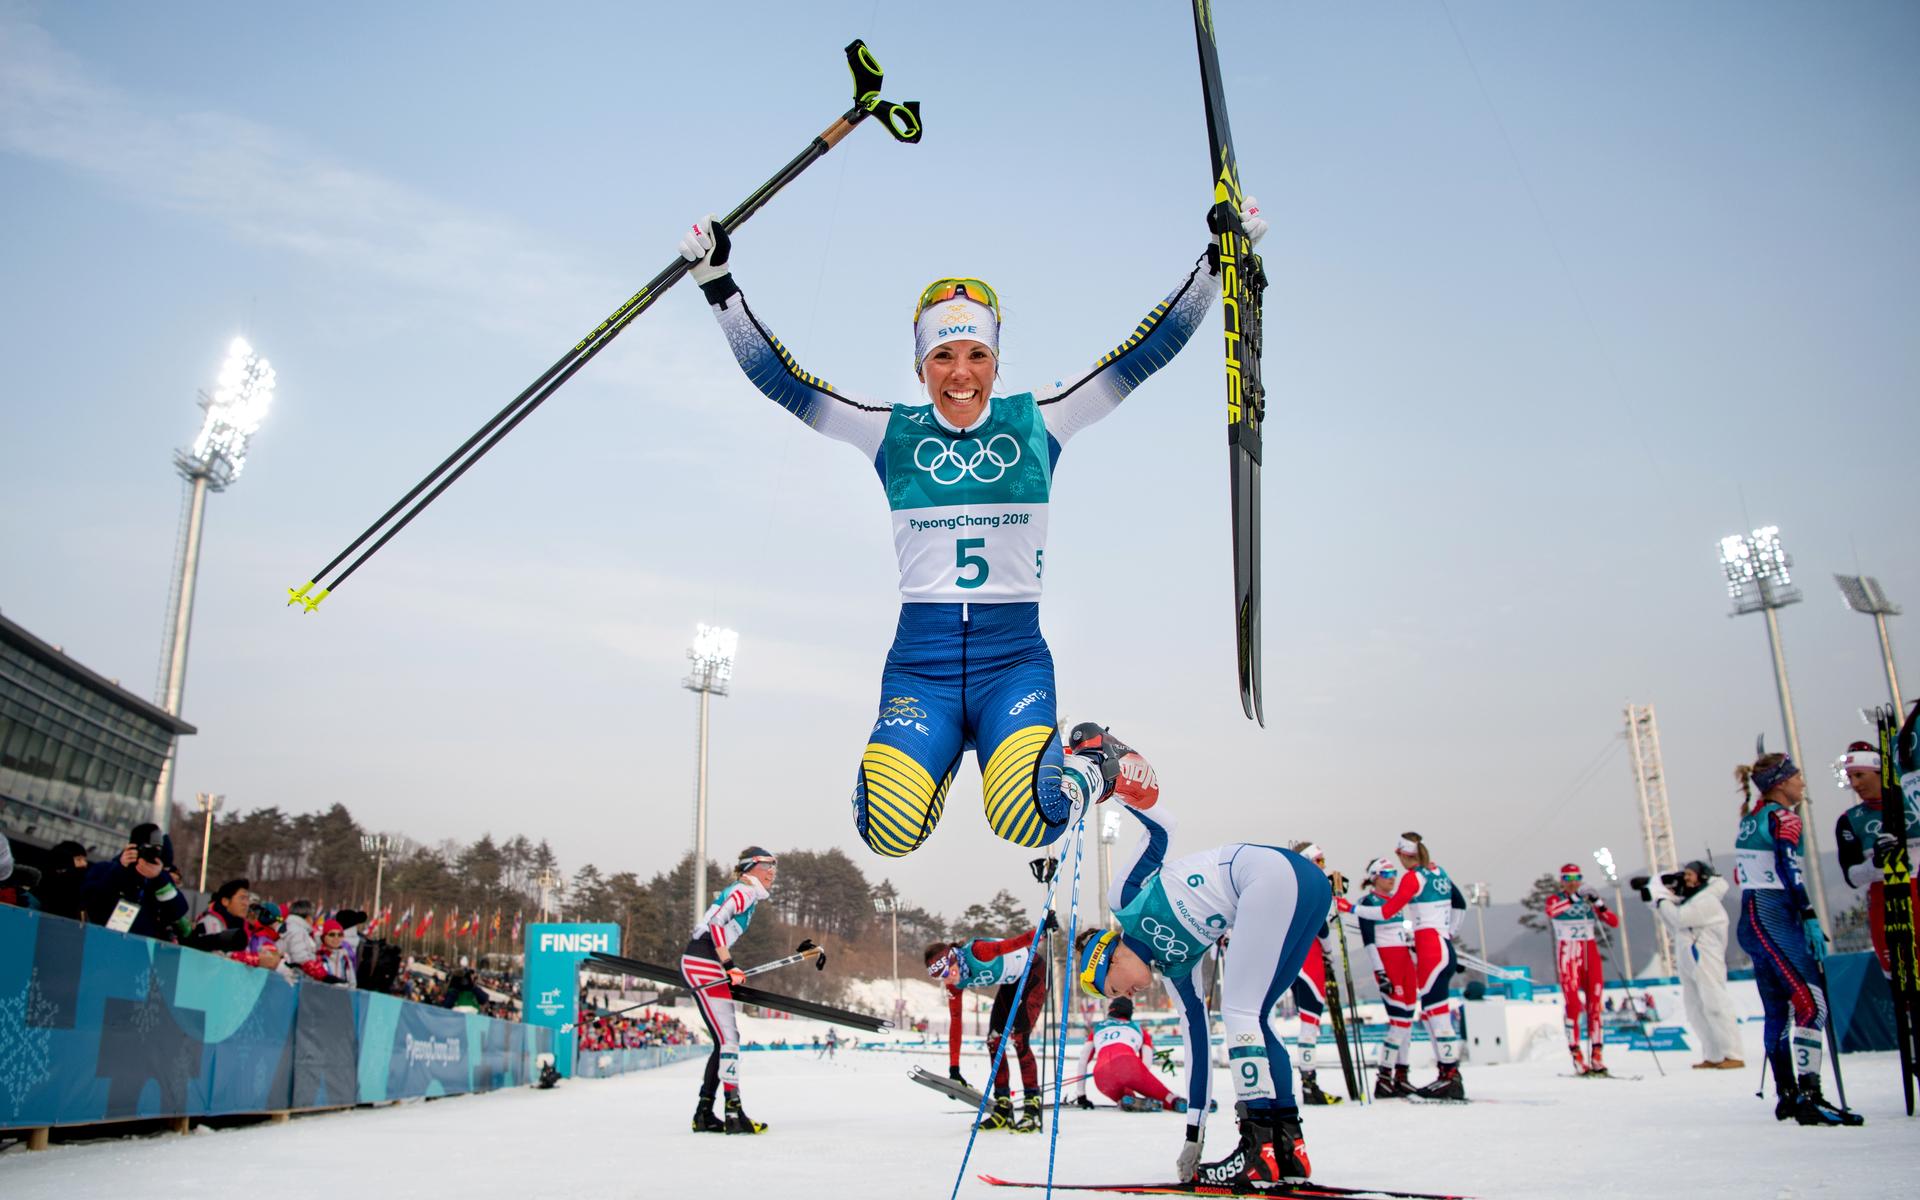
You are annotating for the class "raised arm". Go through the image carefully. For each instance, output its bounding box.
[680,217,890,459]
[1110,797,1180,913]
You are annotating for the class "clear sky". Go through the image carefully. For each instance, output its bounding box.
[3,1,1915,920]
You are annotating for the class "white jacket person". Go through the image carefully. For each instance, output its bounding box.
[1649,867,1743,1066]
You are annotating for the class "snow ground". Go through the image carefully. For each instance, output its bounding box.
[1,1042,1910,1199]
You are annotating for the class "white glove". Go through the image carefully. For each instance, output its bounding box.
[676,214,731,286]
[1176,1134,1204,1181]
[1239,195,1268,248]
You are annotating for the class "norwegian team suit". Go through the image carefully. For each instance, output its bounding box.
[1106,796,1331,1132]
[1376,866,1465,1067]
[1356,892,1416,1070]
[1835,788,1920,979]
[1734,800,1828,1085]
[1545,891,1619,1064]
[696,261,1218,857]
[943,931,1049,1100]
[681,875,768,1101]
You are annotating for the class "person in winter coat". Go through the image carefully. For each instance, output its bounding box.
[34,841,90,921]
[80,823,191,941]
[1644,863,1743,1069]
[316,919,358,989]
[279,898,320,966]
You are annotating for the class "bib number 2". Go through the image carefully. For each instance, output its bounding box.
[956,537,988,589]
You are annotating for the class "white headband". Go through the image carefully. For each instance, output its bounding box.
[914,297,998,371]
[1396,836,1420,856]
[1297,843,1324,864]
[1839,748,1881,773]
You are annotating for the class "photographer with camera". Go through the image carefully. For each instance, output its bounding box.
[1632,863,1743,1069]
[79,823,192,941]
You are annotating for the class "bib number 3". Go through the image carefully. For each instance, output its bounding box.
[956,537,989,589]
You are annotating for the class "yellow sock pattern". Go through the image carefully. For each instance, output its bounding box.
[981,724,1058,847]
[857,743,951,857]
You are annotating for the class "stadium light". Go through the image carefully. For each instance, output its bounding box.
[874,893,901,1007]
[152,339,276,831]
[1834,574,1903,714]
[685,625,739,925]
[1716,526,1829,933]
[1592,847,1633,983]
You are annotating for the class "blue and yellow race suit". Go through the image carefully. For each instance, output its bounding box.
[697,258,1218,856]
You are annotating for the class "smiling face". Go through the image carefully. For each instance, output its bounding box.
[921,339,995,428]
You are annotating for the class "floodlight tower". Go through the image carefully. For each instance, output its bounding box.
[1718,527,1830,931]
[685,624,738,926]
[1834,575,1903,715]
[152,339,276,831]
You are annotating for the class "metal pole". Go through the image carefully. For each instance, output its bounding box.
[891,904,901,1006]
[195,793,216,894]
[152,472,210,833]
[1762,603,1831,931]
[1875,612,1904,715]
[1613,881,1632,983]
[1474,890,1489,959]
[372,845,386,922]
[693,684,711,927]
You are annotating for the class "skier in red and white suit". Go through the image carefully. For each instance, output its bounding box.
[1073,996,1185,1110]
[1545,862,1619,1075]
[1375,832,1467,1098]
[1285,842,1349,1106]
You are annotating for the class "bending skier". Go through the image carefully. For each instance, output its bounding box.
[1357,856,1418,1098]
[677,202,1262,859]
[1070,723,1331,1188]
[1545,862,1619,1076]
[925,914,1059,1132]
[1377,833,1466,1098]
[682,848,779,1134]
[1733,751,1863,1126]
[1074,996,1187,1111]
[1833,738,1920,981]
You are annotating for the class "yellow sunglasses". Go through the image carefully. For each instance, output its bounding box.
[914,277,1001,324]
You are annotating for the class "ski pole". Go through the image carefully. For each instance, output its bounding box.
[1806,936,1853,1113]
[1599,927,1664,1076]
[286,40,922,613]
[688,940,827,991]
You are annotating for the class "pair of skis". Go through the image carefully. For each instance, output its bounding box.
[1876,702,1920,1115]
[980,1175,1469,1200]
[1322,910,1369,1102]
[584,949,891,1032]
[1192,0,1270,725]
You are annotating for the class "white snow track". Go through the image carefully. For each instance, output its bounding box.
[1,1046,1911,1198]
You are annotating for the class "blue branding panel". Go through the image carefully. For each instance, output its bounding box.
[522,922,620,1076]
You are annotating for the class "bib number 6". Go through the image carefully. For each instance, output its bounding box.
[956,537,988,589]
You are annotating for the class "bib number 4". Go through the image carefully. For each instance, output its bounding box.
[956,537,988,589]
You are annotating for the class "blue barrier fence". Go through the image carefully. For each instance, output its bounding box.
[0,905,555,1129]
[573,1043,706,1077]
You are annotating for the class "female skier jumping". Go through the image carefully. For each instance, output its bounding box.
[1069,723,1331,1188]
[1733,751,1863,1126]
[682,848,779,1134]
[677,203,1262,859]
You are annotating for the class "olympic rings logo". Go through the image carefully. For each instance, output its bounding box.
[1139,916,1190,963]
[913,434,1021,485]
[879,697,927,719]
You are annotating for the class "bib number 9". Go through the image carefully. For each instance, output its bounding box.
[956,538,988,589]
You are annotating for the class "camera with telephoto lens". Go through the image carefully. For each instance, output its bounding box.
[1629,872,1686,903]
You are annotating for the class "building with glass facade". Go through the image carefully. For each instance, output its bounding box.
[0,609,195,859]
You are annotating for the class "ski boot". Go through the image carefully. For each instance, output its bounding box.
[1193,1104,1309,1188]
[1585,1048,1609,1078]
[1568,1045,1588,1075]
[1414,1064,1466,1102]
[1298,1070,1335,1106]
[1065,723,1160,809]
[1769,1050,1799,1122]
[723,1093,766,1134]
[1167,1096,1190,1114]
[1792,1074,1865,1127]
[1373,1067,1411,1100]
[691,1096,726,1133]
[1013,1094,1044,1132]
[980,1094,1016,1131]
